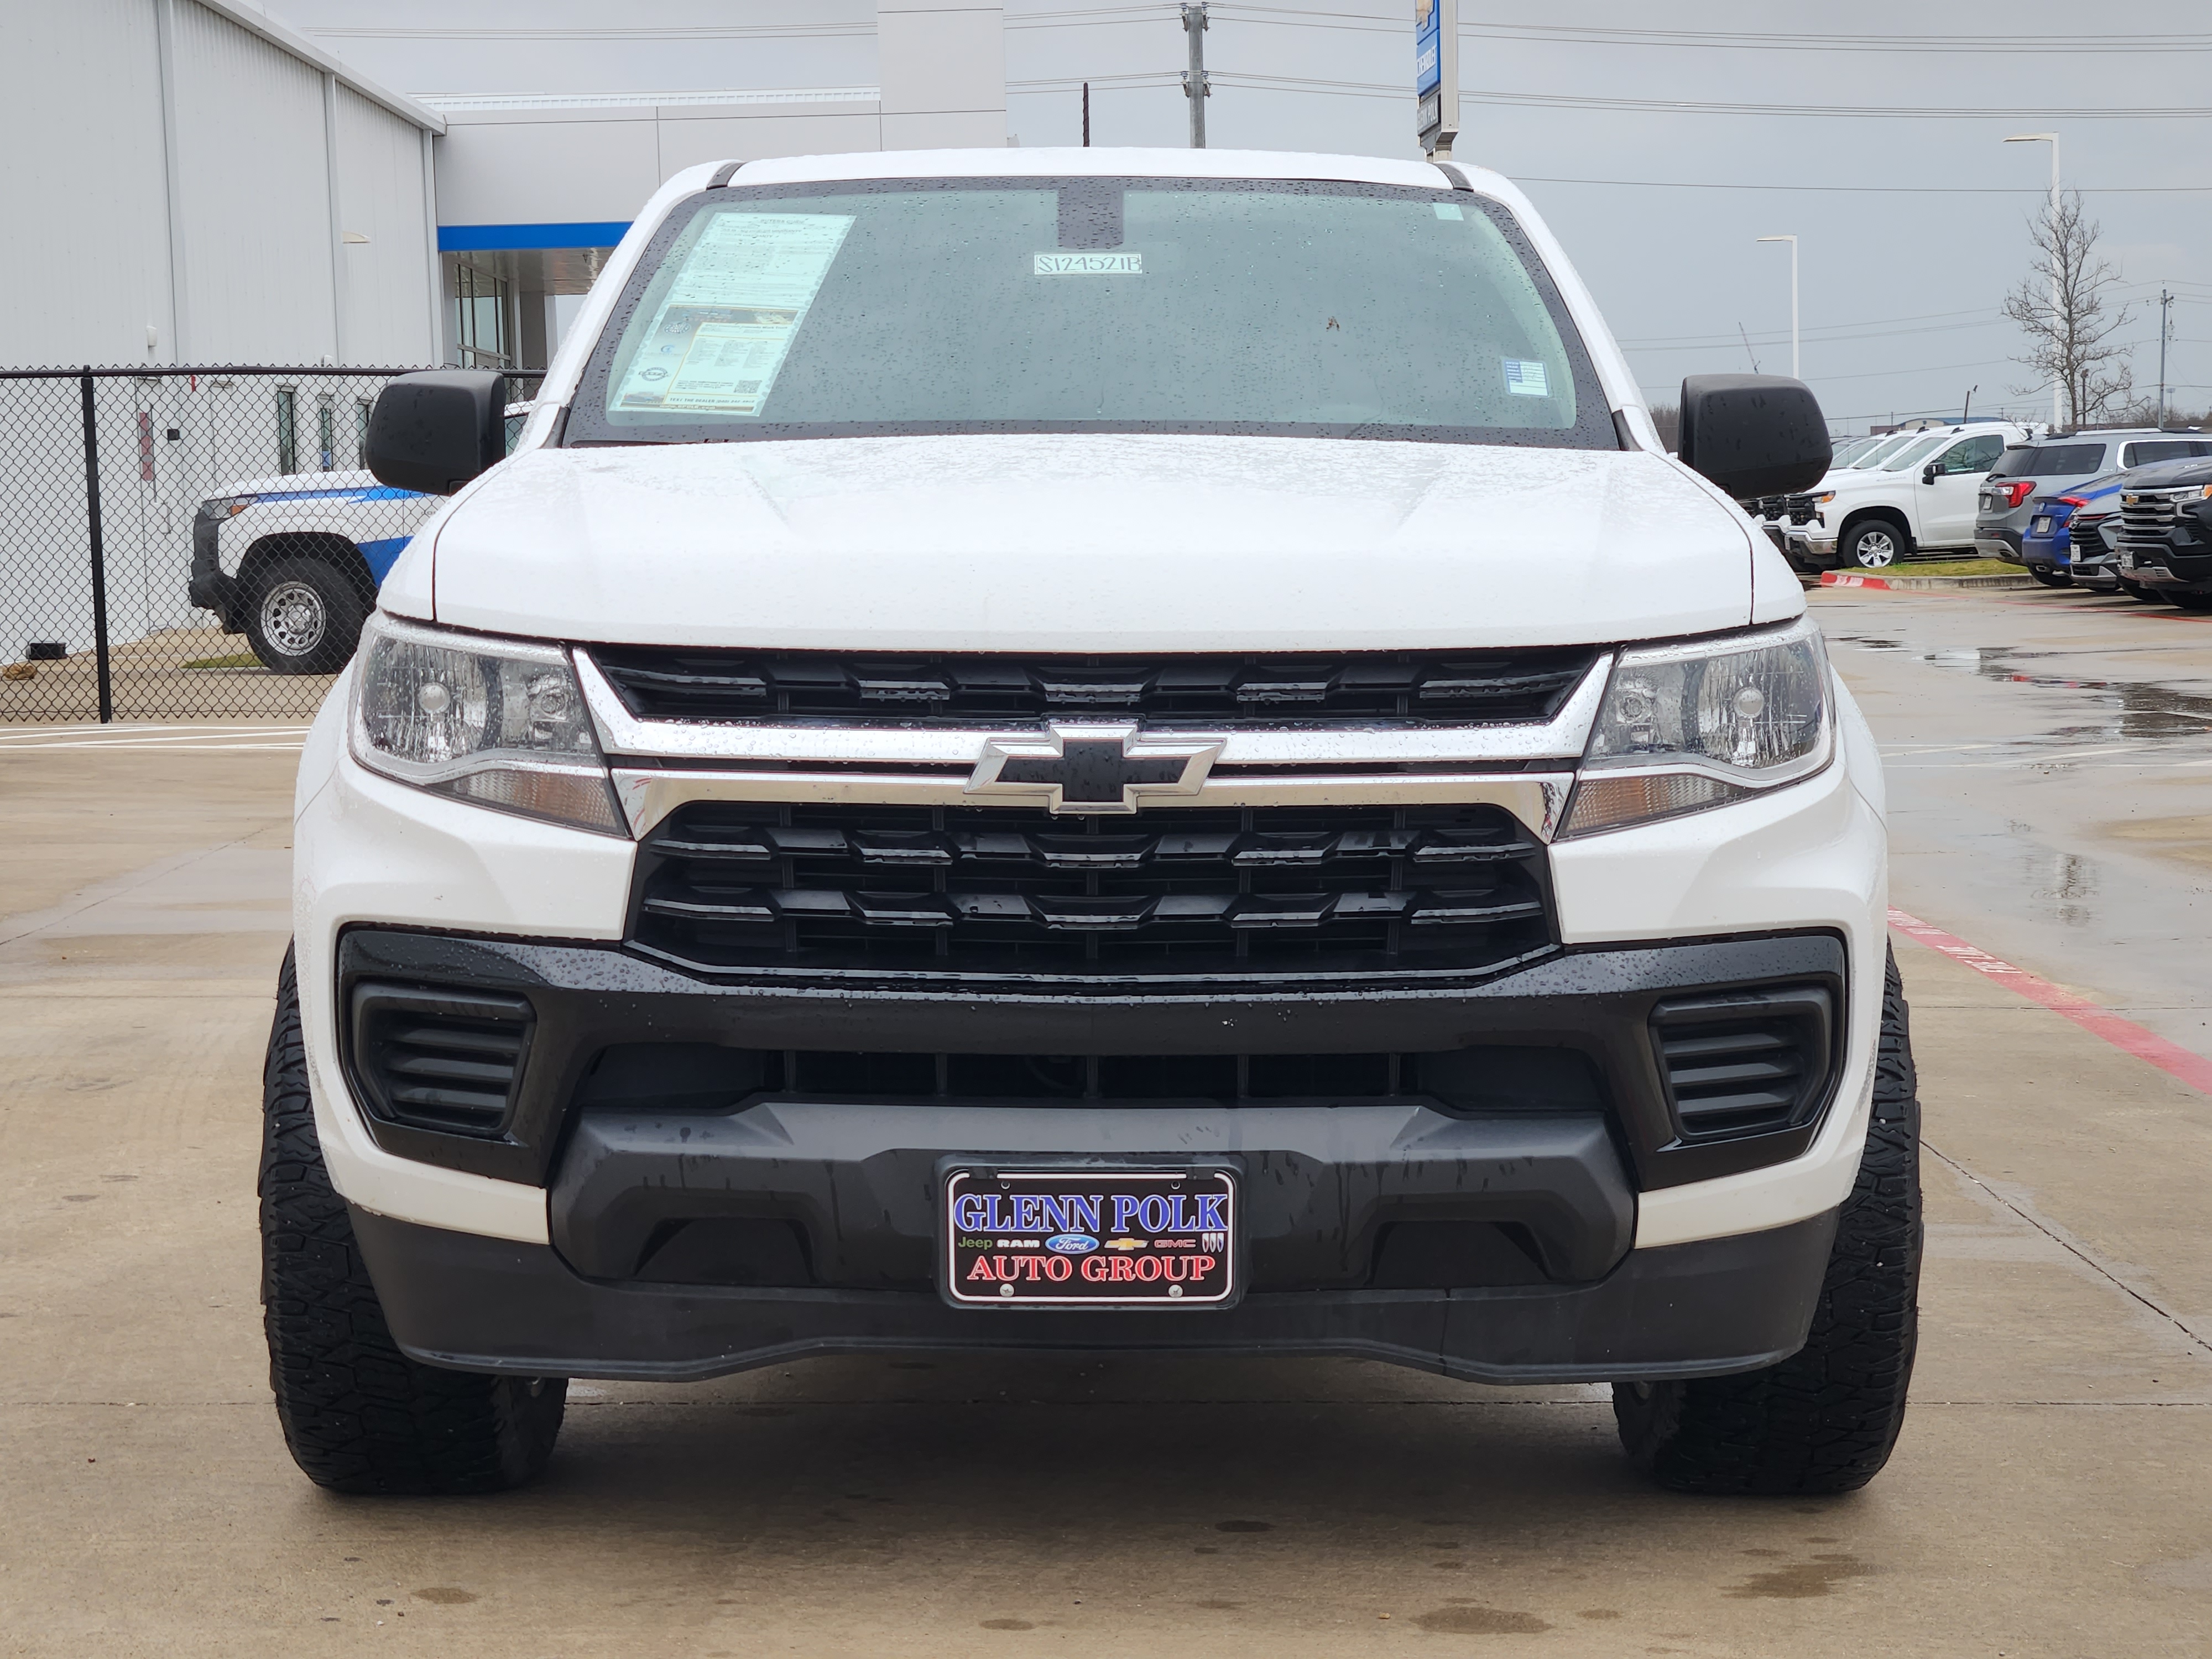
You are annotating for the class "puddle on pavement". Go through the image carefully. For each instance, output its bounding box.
[1830,634,2212,746]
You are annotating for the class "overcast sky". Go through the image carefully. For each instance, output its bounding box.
[273,0,2212,432]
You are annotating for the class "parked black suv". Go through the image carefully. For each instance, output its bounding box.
[2115,458,2212,609]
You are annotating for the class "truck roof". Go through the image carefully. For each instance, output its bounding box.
[730,145,1479,196]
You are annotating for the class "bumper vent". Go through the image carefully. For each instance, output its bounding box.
[1650,987,1834,1141]
[586,645,1599,727]
[349,984,533,1137]
[627,802,1556,984]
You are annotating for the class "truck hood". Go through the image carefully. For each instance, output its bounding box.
[409,433,1765,651]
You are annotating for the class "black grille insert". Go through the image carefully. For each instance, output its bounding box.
[349,984,533,1137]
[628,802,1556,982]
[1650,987,1833,1141]
[571,1042,1604,1110]
[589,646,1600,727]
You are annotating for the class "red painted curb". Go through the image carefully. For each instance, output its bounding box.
[1887,906,2212,1098]
[1820,572,1890,589]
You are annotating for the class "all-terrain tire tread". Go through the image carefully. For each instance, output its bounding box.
[1612,946,1921,1495]
[260,945,564,1494]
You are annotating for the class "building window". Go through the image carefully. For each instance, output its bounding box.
[317,399,335,472]
[276,388,298,475]
[454,262,512,369]
[356,399,372,466]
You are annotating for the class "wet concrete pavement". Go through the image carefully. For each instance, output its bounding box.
[1818,583,2212,1061]
[6,602,2212,1655]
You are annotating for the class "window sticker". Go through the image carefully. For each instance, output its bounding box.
[614,212,855,414]
[1503,358,1551,398]
[1433,202,1464,220]
[1033,251,1144,275]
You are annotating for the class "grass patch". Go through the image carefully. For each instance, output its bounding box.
[1888,557,2022,577]
[182,653,264,670]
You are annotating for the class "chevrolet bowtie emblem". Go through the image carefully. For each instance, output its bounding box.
[966,723,1224,815]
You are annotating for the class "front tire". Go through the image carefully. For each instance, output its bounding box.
[1613,947,1921,1495]
[261,946,566,1494]
[1841,520,1906,570]
[2117,578,2164,602]
[2167,589,2212,612]
[243,555,369,675]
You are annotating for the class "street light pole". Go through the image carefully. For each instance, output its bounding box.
[1757,235,1798,380]
[2005,132,2062,427]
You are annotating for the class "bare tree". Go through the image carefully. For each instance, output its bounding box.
[2005,191,2134,427]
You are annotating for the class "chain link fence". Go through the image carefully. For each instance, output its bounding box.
[0,366,541,724]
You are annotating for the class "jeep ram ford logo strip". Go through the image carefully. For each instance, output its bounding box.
[966,722,1223,815]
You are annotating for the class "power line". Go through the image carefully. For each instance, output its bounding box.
[1201,6,2212,55]
[1517,174,2212,196]
[1616,306,1997,347]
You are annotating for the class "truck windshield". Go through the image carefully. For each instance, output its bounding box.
[1848,434,1917,469]
[568,176,1615,449]
[1881,435,1948,471]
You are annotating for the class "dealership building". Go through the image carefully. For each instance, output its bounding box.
[3,0,1010,372]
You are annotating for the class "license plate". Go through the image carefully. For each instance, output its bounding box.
[942,1166,1237,1308]
[2030,516,2053,534]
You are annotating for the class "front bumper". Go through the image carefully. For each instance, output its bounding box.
[352,1203,1838,1385]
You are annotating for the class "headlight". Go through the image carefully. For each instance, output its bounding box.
[347,612,625,836]
[197,494,254,520]
[1560,616,1831,837]
[1812,491,1835,505]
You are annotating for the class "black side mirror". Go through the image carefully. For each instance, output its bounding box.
[365,370,508,495]
[1678,374,1832,497]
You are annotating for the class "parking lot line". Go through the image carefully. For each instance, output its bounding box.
[1889,905,2212,1098]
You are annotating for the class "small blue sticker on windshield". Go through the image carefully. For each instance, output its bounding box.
[1504,358,1550,397]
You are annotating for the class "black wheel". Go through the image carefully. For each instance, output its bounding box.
[1840,520,1907,570]
[261,946,566,1494]
[2027,565,2071,588]
[242,554,370,675]
[2167,589,2212,612]
[2117,578,2164,603]
[1613,947,1921,1496]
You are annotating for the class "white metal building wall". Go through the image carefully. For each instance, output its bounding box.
[334,85,439,366]
[0,0,175,367]
[169,1,337,363]
[0,0,442,372]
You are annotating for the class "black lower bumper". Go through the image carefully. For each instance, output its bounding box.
[189,511,242,628]
[353,1204,1839,1385]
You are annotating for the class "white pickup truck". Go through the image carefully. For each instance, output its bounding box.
[1781,419,2034,570]
[189,408,525,671]
[263,147,1917,1504]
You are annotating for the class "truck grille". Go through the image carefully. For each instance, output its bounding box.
[587,646,1599,728]
[2118,492,2185,556]
[1785,493,1819,524]
[627,801,1556,983]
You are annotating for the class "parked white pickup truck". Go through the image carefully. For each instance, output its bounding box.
[189,407,526,671]
[1781,419,2034,571]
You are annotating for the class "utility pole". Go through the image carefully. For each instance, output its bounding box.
[1081,80,1090,147]
[1182,4,1209,149]
[1757,234,1799,380]
[2005,132,2062,426]
[2158,288,2173,427]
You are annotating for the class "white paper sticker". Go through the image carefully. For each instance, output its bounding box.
[1504,358,1551,398]
[1033,251,1144,275]
[1433,202,1464,220]
[614,212,855,414]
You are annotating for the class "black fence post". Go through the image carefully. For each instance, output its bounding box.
[79,367,113,723]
